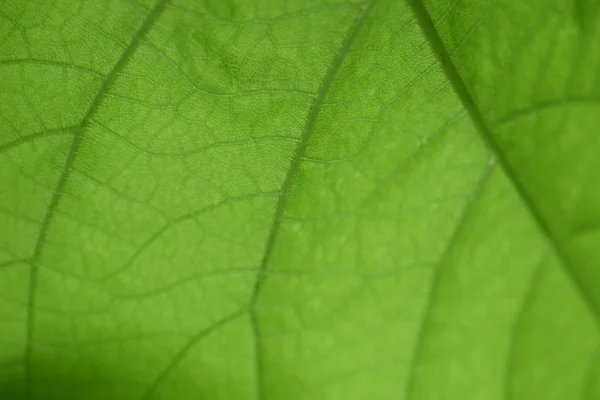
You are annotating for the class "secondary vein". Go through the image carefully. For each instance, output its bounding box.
[22,0,170,396]
[403,160,496,400]
[0,126,78,156]
[247,1,375,399]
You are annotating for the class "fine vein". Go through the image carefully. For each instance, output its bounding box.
[247,2,375,398]
[403,160,496,399]
[141,310,246,400]
[0,126,78,156]
[22,0,170,395]
[407,0,600,324]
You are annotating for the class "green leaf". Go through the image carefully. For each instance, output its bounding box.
[1,0,599,398]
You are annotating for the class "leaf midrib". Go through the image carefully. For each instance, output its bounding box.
[22,0,170,395]
[407,0,600,322]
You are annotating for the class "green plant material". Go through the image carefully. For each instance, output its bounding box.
[1,0,599,398]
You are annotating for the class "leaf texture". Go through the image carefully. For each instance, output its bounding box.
[0,0,599,399]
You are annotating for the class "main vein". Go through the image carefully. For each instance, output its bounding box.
[406,0,600,324]
[23,0,169,394]
[247,1,375,398]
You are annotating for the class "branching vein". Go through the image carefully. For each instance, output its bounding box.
[407,0,600,329]
[22,0,170,396]
[247,1,375,398]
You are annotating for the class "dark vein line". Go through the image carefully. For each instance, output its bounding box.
[22,1,170,396]
[574,0,593,33]
[0,126,78,156]
[247,2,375,399]
[407,0,600,324]
[91,118,301,158]
[140,309,246,400]
[98,192,281,283]
[491,97,600,128]
[582,347,600,400]
[0,58,106,78]
[502,253,548,400]
[403,159,496,399]
[0,259,29,269]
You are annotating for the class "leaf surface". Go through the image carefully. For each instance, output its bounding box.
[1,0,599,399]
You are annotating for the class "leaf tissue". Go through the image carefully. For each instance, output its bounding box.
[1,0,599,398]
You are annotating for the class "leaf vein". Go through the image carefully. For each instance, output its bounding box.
[408,0,600,326]
[21,0,171,395]
[247,2,376,398]
[0,126,78,157]
[403,159,496,399]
